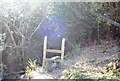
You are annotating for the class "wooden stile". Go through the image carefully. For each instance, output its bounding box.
[42,36,65,68]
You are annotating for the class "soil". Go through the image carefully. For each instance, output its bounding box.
[4,41,119,79]
[48,41,119,79]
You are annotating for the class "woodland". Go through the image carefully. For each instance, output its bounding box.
[0,1,120,80]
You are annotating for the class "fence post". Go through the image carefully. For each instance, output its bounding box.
[61,38,65,64]
[42,36,47,68]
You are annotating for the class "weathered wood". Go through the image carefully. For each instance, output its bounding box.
[45,56,61,61]
[61,38,65,64]
[42,36,47,68]
[46,49,62,53]
[44,56,61,72]
[42,36,65,69]
[51,56,60,60]
[44,60,53,72]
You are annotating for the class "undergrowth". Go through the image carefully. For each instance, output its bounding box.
[25,59,38,76]
[62,62,120,80]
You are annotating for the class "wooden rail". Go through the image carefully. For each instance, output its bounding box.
[46,49,62,53]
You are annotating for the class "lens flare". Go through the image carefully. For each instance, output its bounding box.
[39,16,66,47]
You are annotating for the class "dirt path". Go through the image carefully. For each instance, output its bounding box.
[43,43,119,79]
[19,42,119,79]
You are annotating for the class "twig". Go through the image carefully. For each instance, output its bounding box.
[7,71,25,76]
[1,7,25,39]
[4,22,17,47]
[67,73,74,81]
[4,18,25,39]
[28,4,53,41]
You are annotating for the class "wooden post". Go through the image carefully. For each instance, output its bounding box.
[61,38,65,64]
[42,36,47,68]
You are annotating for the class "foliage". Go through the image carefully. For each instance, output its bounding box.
[0,1,120,73]
[104,62,120,80]
[62,68,87,79]
[0,63,8,79]
[72,44,80,52]
[114,71,120,80]
[62,62,120,80]
[25,59,38,76]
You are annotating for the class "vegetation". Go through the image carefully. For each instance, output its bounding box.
[0,63,7,79]
[62,68,87,79]
[62,62,120,80]
[0,1,120,79]
[25,59,38,76]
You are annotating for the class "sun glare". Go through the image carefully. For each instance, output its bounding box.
[0,0,15,3]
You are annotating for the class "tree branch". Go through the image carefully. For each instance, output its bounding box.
[4,22,17,47]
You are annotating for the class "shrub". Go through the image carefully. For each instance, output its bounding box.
[25,59,38,76]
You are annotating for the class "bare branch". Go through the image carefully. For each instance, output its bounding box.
[0,6,25,39]
[4,22,17,47]
[28,6,53,41]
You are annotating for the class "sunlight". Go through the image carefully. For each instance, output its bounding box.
[39,16,66,47]
[0,0,15,3]
[0,1,120,80]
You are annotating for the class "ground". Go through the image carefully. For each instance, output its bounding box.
[3,40,119,79]
[48,41,119,79]
[21,40,119,79]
